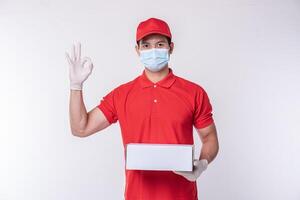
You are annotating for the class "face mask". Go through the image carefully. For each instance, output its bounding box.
[139,48,170,72]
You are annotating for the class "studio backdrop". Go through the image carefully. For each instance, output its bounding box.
[0,0,299,199]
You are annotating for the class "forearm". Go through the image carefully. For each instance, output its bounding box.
[69,90,88,136]
[199,133,219,164]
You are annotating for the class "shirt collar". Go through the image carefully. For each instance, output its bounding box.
[139,67,176,89]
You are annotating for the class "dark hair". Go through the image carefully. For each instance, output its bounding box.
[137,35,171,46]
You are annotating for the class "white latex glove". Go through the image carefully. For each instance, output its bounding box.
[173,159,208,182]
[65,42,93,90]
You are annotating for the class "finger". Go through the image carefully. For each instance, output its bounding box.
[82,56,92,68]
[193,160,199,166]
[173,171,184,175]
[65,52,73,65]
[76,42,81,61]
[174,170,192,175]
[72,44,76,61]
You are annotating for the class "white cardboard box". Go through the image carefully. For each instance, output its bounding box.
[125,143,194,171]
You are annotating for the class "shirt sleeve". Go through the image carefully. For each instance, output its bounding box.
[193,86,214,129]
[97,88,118,124]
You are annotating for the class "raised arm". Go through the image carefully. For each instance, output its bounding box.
[66,42,111,137]
[69,90,111,137]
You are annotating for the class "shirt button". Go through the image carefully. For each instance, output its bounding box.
[154,85,157,88]
[153,99,157,103]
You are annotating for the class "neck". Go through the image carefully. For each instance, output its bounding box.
[145,65,169,83]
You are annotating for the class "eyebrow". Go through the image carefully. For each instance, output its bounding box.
[140,40,168,44]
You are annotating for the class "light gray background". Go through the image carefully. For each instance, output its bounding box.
[0,0,299,199]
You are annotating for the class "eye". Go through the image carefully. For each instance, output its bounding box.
[157,42,167,48]
[142,44,149,48]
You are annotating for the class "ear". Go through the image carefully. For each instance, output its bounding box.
[135,44,140,56]
[169,42,174,54]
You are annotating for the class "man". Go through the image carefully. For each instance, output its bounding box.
[66,17,219,200]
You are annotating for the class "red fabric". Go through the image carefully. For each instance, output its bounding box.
[136,17,172,42]
[97,67,214,200]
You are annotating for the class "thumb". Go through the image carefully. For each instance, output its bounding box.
[173,170,187,176]
[88,62,94,72]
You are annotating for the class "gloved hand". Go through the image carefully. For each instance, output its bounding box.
[173,159,208,182]
[65,42,94,90]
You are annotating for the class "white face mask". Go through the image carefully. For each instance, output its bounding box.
[139,48,170,72]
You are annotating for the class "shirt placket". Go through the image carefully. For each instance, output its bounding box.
[151,84,159,115]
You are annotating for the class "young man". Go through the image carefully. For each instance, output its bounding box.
[66,17,219,200]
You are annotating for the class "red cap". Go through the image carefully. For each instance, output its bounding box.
[136,18,172,42]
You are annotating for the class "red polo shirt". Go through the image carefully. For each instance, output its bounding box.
[97,67,214,200]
